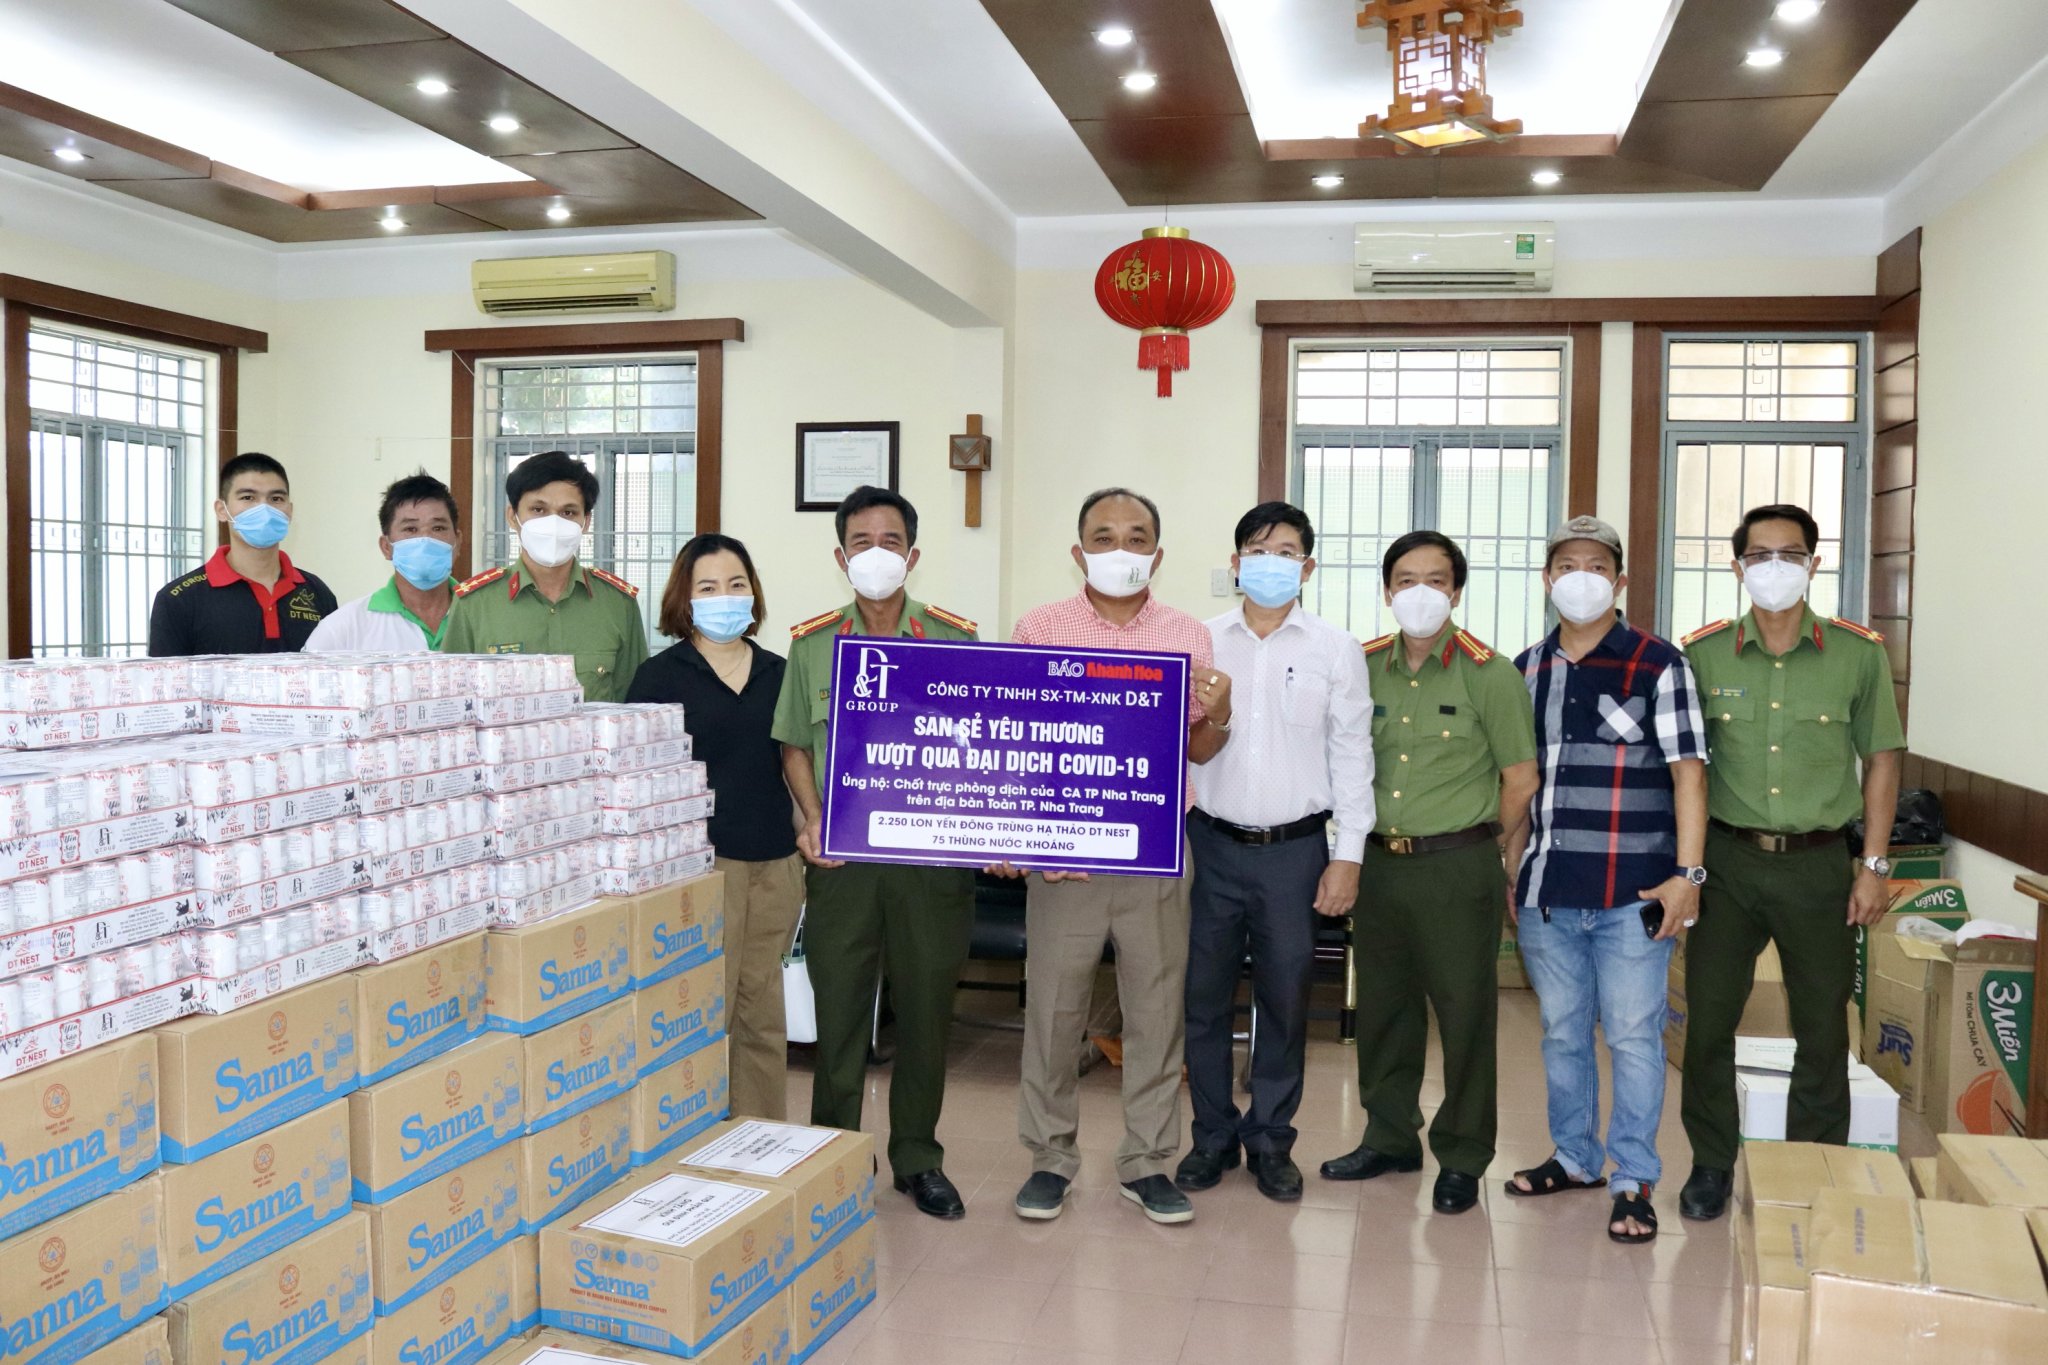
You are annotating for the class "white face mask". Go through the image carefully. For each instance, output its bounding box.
[844,545,909,601]
[517,514,583,569]
[1389,583,1453,639]
[1083,549,1155,598]
[1742,558,1810,613]
[1549,570,1617,626]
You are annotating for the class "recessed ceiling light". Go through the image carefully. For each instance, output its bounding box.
[378,213,406,231]
[1121,71,1157,92]
[545,204,573,223]
[413,77,452,96]
[51,147,89,163]
[1311,174,1344,189]
[1744,47,1785,68]
[1530,169,1562,187]
[486,115,522,133]
[1773,0,1822,21]
[1095,26,1134,47]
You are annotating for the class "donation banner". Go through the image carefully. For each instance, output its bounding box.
[820,637,1189,877]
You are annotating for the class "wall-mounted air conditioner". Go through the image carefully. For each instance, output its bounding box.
[471,251,676,316]
[1354,223,1554,292]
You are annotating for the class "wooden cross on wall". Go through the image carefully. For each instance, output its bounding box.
[949,414,992,528]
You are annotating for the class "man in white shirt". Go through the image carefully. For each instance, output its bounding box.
[304,472,461,653]
[1177,501,1375,1202]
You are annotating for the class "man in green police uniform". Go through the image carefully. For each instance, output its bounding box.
[773,485,980,1220]
[1321,530,1540,1215]
[1676,503,1903,1221]
[439,450,647,702]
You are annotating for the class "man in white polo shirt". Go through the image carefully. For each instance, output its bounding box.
[304,471,461,653]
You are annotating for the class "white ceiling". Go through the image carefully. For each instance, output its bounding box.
[1214,0,1679,141]
[0,0,525,191]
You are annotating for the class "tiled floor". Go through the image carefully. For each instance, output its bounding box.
[787,987,1737,1365]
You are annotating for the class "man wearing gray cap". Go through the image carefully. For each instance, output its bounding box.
[1499,515,1708,1244]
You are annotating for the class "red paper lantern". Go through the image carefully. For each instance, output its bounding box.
[1094,226,1236,397]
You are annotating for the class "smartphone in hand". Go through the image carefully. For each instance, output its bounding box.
[1640,902,1664,939]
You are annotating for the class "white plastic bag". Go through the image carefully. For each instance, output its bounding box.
[782,906,817,1045]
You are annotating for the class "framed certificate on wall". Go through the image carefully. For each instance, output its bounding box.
[795,422,899,511]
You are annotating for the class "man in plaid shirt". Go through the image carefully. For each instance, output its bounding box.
[1501,516,1708,1245]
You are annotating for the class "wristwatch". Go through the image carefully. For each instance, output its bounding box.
[1678,865,1707,887]
[1861,855,1892,877]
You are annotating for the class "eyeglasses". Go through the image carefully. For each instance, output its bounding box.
[1241,548,1307,561]
[1739,549,1813,567]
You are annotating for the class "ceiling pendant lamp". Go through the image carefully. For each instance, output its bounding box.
[1094,227,1236,398]
[1357,0,1523,152]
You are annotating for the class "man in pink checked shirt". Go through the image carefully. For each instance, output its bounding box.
[996,487,1231,1228]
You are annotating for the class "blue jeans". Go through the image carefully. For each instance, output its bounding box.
[1516,903,1674,1196]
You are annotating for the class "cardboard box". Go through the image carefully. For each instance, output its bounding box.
[0,1032,160,1241]
[355,934,488,1086]
[167,1206,370,1365]
[1910,1156,1939,1198]
[1737,1066,1899,1150]
[0,1173,166,1365]
[363,1143,523,1315]
[631,1042,731,1168]
[785,1218,873,1365]
[484,901,632,1036]
[539,1167,796,1356]
[1886,846,1948,881]
[1737,1203,1809,1365]
[366,1239,518,1365]
[523,997,635,1137]
[481,1311,789,1365]
[73,1315,171,1365]
[1664,935,1795,1066]
[624,874,726,989]
[350,1032,524,1204]
[632,957,727,1080]
[1855,879,1971,1015]
[1804,1190,2048,1364]
[1867,927,2034,1135]
[510,1235,540,1335]
[160,1097,353,1298]
[672,1122,874,1275]
[1935,1133,2048,1208]
[1735,1139,1913,1213]
[155,974,358,1162]
[516,1092,632,1235]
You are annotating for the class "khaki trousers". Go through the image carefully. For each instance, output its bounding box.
[715,853,805,1121]
[1020,865,1191,1184]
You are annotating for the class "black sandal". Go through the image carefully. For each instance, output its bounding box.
[1609,1188,1658,1243]
[1503,1156,1607,1198]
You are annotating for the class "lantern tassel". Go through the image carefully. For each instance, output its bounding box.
[1138,331,1190,398]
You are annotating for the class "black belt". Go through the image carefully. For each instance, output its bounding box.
[1709,820,1849,854]
[1367,821,1503,857]
[1189,809,1329,847]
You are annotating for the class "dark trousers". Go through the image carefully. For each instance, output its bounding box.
[803,860,974,1178]
[1184,817,1325,1156]
[1354,839,1505,1176]
[1681,827,1855,1170]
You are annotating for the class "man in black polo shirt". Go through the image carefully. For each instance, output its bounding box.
[148,452,336,656]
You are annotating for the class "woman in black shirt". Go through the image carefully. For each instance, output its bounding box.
[628,533,801,1119]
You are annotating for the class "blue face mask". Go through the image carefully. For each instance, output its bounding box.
[692,594,755,644]
[230,503,290,549]
[390,536,455,591]
[1237,554,1304,609]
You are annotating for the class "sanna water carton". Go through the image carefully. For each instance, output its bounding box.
[350,1032,524,1205]
[155,975,357,1163]
[354,935,487,1086]
[0,1172,166,1365]
[362,1143,522,1315]
[166,1207,370,1365]
[364,1240,518,1365]
[0,1032,159,1242]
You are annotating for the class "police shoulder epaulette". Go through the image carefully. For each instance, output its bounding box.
[1681,619,1734,647]
[588,566,639,598]
[1362,632,1397,656]
[924,604,977,634]
[790,609,844,640]
[1451,629,1495,665]
[1829,616,1885,644]
[453,566,507,598]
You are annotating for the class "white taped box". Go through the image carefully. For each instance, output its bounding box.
[0,875,195,979]
[0,806,195,881]
[482,753,596,795]
[489,876,601,929]
[191,854,372,925]
[0,700,204,751]
[484,783,599,835]
[210,700,460,740]
[0,975,191,1080]
[589,738,693,776]
[474,691,582,727]
[582,706,688,754]
[188,935,366,1014]
[599,852,717,899]
[371,831,496,889]
[357,764,490,813]
[359,900,493,965]
[600,793,714,837]
[197,779,362,843]
[594,766,707,812]
[495,811,604,860]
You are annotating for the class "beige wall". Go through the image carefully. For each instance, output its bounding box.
[1913,133,2048,791]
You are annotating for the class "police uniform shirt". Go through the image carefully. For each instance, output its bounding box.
[1363,625,1538,839]
[147,546,336,657]
[303,577,455,653]
[1683,606,1905,834]
[438,561,648,703]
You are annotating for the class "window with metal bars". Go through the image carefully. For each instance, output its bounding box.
[1290,342,1566,655]
[1660,334,1868,641]
[24,324,210,656]
[478,356,698,642]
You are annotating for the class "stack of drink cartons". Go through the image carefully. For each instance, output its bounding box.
[584,706,713,898]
